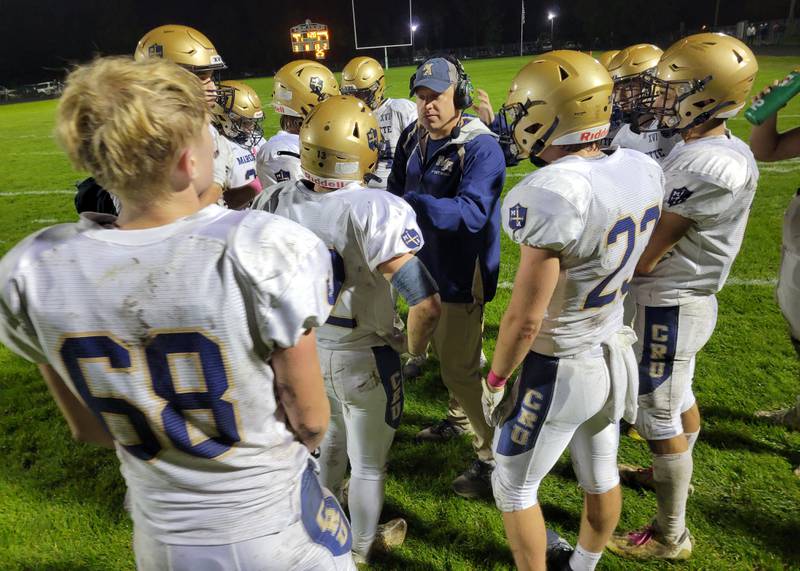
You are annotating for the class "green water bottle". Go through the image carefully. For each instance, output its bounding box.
[745,70,800,125]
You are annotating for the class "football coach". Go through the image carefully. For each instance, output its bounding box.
[387,56,505,498]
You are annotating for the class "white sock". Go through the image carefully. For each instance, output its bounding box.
[652,450,693,544]
[348,476,385,557]
[685,429,700,454]
[568,543,603,571]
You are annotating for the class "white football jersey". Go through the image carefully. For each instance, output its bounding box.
[611,121,680,164]
[252,180,423,352]
[226,137,263,189]
[256,130,303,187]
[502,149,664,357]
[370,98,418,188]
[631,132,759,306]
[0,206,333,545]
[211,125,235,189]
[777,192,800,339]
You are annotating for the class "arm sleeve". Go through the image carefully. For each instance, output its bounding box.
[409,137,506,233]
[233,214,333,350]
[501,184,586,252]
[357,195,425,272]
[662,170,735,223]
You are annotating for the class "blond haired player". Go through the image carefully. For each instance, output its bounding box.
[213,80,266,207]
[252,95,441,564]
[340,56,417,187]
[485,51,664,571]
[0,56,356,570]
[609,33,759,560]
[256,60,338,187]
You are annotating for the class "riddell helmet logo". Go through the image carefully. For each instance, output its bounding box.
[579,126,610,142]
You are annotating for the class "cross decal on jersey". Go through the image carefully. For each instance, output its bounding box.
[667,186,693,207]
[508,203,527,230]
[401,228,421,248]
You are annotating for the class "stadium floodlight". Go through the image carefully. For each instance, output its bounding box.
[352,0,413,69]
[548,11,557,43]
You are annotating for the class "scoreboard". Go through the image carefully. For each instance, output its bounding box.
[290,20,330,60]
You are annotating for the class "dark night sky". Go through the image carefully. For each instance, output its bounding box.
[0,0,791,85]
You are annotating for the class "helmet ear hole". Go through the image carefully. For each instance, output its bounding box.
[524,123,543,135]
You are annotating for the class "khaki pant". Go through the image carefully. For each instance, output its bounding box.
[430,263,494,462]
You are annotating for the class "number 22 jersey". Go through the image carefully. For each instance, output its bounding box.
[502,148,664,357]
[0,206,333,545]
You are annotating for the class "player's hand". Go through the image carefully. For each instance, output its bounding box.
[472,88,496,126]
[751,80,779,105]
[481,377,509,427]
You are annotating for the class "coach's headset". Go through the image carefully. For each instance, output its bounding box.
[408,55,473,109]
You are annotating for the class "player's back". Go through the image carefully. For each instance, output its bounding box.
[256,130,302,186]
[0,206,331,545]
[632,132,759,306]
[503,148,664,356]
[372,98,418,187]
[252,180,422,352]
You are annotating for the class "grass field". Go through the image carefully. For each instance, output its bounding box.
[0,53,799,570]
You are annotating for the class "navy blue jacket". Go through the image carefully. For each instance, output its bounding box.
[387,116,505,304]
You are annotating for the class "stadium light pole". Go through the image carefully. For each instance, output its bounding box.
[548,11,557,45]
[411,23,418,63]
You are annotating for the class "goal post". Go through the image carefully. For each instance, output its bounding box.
[351,0,413,69]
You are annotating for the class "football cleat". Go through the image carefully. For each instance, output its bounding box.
[545,529,574,570]
[608,524,693,560]
[373,518,408,552]
[452,459,494,499]
[755,405,800,431]
[415,418,470,442]
[403,354,428,380]
[618,463,695,495]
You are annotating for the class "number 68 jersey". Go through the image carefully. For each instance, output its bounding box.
[0,206,333,545]
[502,149,664,357]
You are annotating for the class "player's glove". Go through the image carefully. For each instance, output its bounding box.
[481,371,513,427]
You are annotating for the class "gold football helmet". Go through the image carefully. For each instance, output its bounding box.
[299,95,380,188]
[607,44,663,121]
[636,33,757,133]
[498,50,613,160]
[340,56,386,110]
[272,60,339,118]
[213,80,264,149]
[598,50,621,70]
[134,25,226,73]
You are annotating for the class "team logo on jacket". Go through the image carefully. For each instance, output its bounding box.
[401,228,421,248]
[667,186,693,207]
[508,203,527,230]
[433,156,454,175]
[367,128,380,151]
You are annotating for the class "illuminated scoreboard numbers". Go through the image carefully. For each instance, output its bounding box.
[290,20,331,60]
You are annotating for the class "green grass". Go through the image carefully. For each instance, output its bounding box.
[0,54,799,570]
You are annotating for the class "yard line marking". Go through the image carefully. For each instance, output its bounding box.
[497,277,777,290]
[5,151,62,156]
[0,190,73,197]
[32,218,59,224]
[0,134,53,139]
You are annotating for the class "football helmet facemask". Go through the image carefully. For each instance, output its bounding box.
[633,33,757,135]
[340,56,386,110]
[299,95,380,189]
[213,81,264,149]
[607,44,663,124]
[272,60,339,118]
[497,50,613,162]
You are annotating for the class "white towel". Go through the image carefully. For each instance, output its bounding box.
[601,326,639,424]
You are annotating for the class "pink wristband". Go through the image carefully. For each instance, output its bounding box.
[487,370,507,389]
